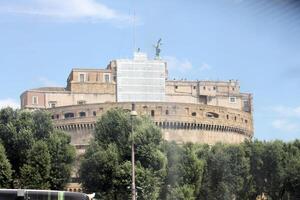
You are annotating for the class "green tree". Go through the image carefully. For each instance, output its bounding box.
[168,184,196,200]
[280,140,300,199]
[0,108,75,189]
[245,140,286,200]
[0,143,12,188]
[20,141,51,189]
[200,143,251,200]
[79,108,167,199]
[0,109,35,176]
[161,143,204,200]
[46,131,76,190]
[32,110,54,140]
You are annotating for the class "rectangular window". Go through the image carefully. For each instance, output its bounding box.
[77,100,86,105]
[49,103,55,108]
[151,110,155,117]
[32,96,38,105]
[104,74,110,83]
[229,97,236,103]
[79,74,85,83]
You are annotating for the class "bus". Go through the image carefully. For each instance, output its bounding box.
[0,189,95,200]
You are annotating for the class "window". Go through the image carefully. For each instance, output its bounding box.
[32,96,38,105]
[48,101,56,108]
[79,74,85,82]
[213,86,216,90]
[232,87,235,91]
[51,114,59,119]
[104,74,110,83]
[192,112,197,116]
[193,86,196,89]
[229,97,236,103]
[151,110,155,117]
[226,114,229,119]
[93,111,97,116]
[64,113,74,119]
[203,86,206,90]
[206,112,219,118]
[185,108,189,115]
[77,100,86,105]
[166,110,169,115]
[79,112,86,117]
[175,85,178,89]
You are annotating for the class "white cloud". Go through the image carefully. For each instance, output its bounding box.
[0,0,131,23]
[37,77,62,87]
[269,105,300,133]
[271,105,300,118]
[164,56,193,71]
[164,56,212,72]
[0,98,20,109]
[272,119,300,132]
[199,62,212,71]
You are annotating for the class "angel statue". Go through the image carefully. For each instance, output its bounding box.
[154,38,162,58]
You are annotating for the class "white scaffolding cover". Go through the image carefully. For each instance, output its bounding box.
[116,53,166,102]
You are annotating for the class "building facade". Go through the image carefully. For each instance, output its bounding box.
[20,52,253,148]
[20,52,253,191]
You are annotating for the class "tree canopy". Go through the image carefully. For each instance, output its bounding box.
[79,107,300,200]
[0,107,75,189]
[79,108,167,199]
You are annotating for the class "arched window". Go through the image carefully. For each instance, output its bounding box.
[64,113,74,119]
[206,112,219,118]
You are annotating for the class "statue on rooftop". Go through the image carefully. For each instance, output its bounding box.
[154,38,162,58]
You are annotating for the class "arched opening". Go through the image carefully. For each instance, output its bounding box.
[206,112,219,118]
[64,112,74,119]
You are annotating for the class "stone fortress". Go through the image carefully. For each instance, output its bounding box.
[20,51,254,151]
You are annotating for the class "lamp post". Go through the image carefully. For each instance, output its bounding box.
[130,103,137,200]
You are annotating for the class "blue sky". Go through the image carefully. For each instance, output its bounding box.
[0,0,299,141]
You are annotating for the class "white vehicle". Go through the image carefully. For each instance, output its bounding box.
[0,189,95,200]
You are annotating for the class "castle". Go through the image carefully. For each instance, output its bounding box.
[20,52,253,149]
[20,51,253,191]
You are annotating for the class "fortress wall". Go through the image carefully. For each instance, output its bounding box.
[57,123,250,151]
[163,129,249,145]
[50,102,253,150]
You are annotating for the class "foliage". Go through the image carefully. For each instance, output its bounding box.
[47,131,76,190]
[1,107,300,199]
[0,107,75,189]
[80,108,300,199]
[20,141,51,189]
[0,143,12,188]
[79,108,167,199]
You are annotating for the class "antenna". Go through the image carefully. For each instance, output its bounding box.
[133,10,136,52]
